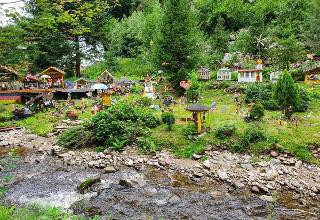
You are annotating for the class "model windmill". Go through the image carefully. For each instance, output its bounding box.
[256,34,266,58]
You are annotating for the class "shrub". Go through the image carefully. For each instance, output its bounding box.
[245,102,265,122]
[137,136,158,153]
[161,112,175,130]
[182,123,198,137]
[273,71,301,110]
[91,102,160,151]
[232,126,266,152]
[186,86,200,102]
[295,87,310,112]
[244,83,273,104]
[215,124,236,139]
[58,126,96,149]
[263,99,280,111]
[135,96,152,107]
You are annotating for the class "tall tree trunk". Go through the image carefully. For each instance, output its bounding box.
[75,36,81,77]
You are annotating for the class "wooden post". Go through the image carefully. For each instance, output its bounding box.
[197,112,201,133]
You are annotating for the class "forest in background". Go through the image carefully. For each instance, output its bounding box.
[0,0,319,80]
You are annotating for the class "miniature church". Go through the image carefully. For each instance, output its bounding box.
[237,59,263,83]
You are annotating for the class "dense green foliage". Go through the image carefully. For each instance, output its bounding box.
[2,0,318,81]
[215,124,237,139]
[58,126,96,149]
[155,0,200,86]
[91,102,160,150]
[244,83,279,110]
[245,102,265,122]
[232,126,267,152]
[0,205,99,220]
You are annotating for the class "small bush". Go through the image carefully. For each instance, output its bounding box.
[58,126,96,149]
[186,86,200,102]
[232,126,266,152]
[215,124,237,139]
[182,123,198,137]
[295,87,310,112]
[135,96,152,107]
[263,99,280,110]
[91,102,160,151]
[310,90,320,99]
[137,136,158,153]
[245,102,265,122]
[161,112,175,131]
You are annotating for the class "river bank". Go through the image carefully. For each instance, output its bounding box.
[0,128,319,219]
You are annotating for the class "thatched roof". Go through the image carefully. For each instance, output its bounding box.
[98,70,114,84]
[41,66,65,75]
[186,104,210,112]
[304,66,320,75]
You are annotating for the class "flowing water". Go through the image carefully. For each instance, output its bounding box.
[0,153,319,220]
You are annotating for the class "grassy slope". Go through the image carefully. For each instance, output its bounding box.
[1,78,319,163]
[149,83,320,164]
[0,205,99,220]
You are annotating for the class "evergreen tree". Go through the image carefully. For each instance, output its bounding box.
[273,71,301,111]
[155,0,200,87]
[210,16,229,53]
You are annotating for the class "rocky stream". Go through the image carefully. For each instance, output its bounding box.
[0,127,319,219]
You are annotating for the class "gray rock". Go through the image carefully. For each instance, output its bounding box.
[295,161,302,169]
[251,186,260,193]
[168,195,180,204]
[119,179,134,187]
[241,163,253,170]
[270,151,278,157]
[234,181,245,189]
[192,153,202,160]
[259,195,274,202]
[269,158,281,166]
[203,160,212,169]
[217,170,228,181]
[125,159,134,166]
[265,170,279,181]
[104,166,117,173]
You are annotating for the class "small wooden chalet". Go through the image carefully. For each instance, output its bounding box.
[98,70,114,84]
[217,68,231,81]
[41,67,65,88]
[0,65,20,91]
[74,78,95,89]
[198,67,211,80]
[304,66,320,85]
[0,66,21,103]
[23,74,44,89]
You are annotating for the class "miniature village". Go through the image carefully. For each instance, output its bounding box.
[0,0,320,219]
